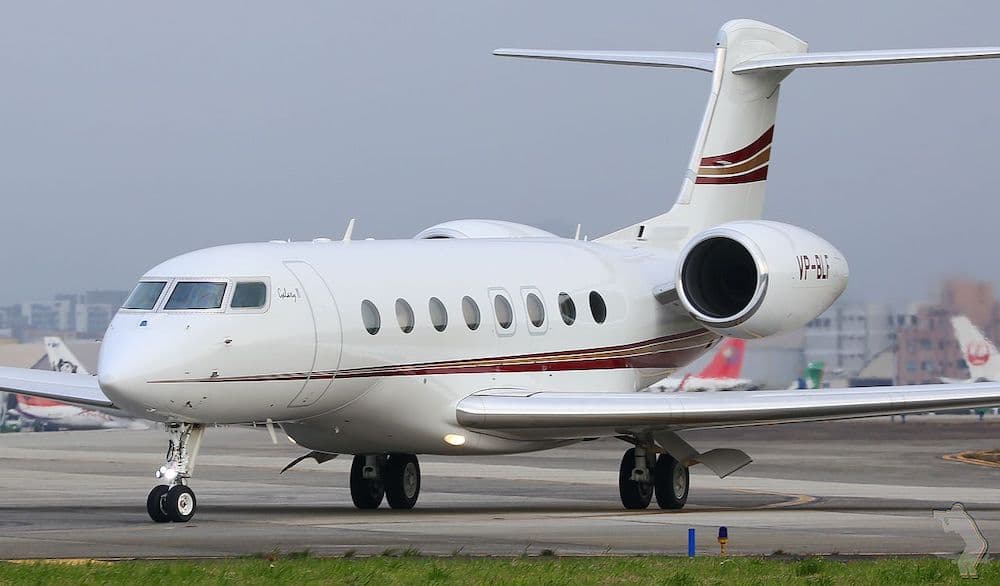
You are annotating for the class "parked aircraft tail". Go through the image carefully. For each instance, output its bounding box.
[951,315,1000,381]
[697,338,745,379]
[496,19,1000,247]
[790,361,825,390]
[44,337,90,376]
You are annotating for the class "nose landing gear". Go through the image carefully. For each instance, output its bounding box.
[147,422,204,523]
[350,453,422,510]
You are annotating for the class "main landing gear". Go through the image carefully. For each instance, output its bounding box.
[350,453,421,510]
[147,422,205,523]
[618,445,689,510]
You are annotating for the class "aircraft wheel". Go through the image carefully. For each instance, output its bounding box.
[165,485,197,523]
[654,453,689,510]
[618,448,653,509]
[385,454,421,510]
[146,484,171,523]
[350,455,385,509]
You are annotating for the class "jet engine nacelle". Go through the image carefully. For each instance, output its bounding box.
[676,220,848,339]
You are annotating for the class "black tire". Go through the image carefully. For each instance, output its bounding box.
[618,448,653,509]
[350,455,385,509]
[384,454,420,510]
[146,485,171,523]
[164,485,197,523]
[654,453,690,510]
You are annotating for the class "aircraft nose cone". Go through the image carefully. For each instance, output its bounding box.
[97,330,150,412]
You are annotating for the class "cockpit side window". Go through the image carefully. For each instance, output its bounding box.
[123,281,167,310]
[165,282,227,310]
[231,282,268,309]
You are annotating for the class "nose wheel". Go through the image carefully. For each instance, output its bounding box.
[148,422,204,523]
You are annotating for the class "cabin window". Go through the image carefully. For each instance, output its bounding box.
[462,296,480,330]
[525,292,545,327]
[231,282,267,309]
[429,297,448,332]
[123,281,166,310]
[361,300,380,335]
[494,294,513,329]
[589,291,607,324]
[558,292,576,325]
[164,282,227,310]
[396,298,414,333]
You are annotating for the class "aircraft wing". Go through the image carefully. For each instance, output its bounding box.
[456,383,1000,440]
[0,367,118,411]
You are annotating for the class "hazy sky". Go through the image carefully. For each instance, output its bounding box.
[1,2,998,306]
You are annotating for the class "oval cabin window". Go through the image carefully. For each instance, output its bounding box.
[494,295,513,330]
[558,292,576,325]
[361,300,380,335]
[462,296,481,330]
[525,292,545,327]
[395,298,415,333]
[429,297,448,332]
[589,291,607,324]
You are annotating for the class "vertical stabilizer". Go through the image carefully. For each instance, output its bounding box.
[44,337,91,376]
[496,20,1000,248]
[602,20,806,245]
[951,315,1000,381]
[697,338,745,379]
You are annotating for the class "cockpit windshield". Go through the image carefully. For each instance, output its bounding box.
[165,282,227,310]
[123,281,167,310]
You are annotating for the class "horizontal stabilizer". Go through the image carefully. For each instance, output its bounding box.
[734,47,1000,74]
[0,366,116,410]
[493,49,715,72]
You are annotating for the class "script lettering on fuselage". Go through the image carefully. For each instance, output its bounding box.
[796,254,830,280]
[276,287,301,302]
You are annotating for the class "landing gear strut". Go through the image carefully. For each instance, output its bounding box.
[350,453,421,510]
[147,422,204,523]
[618,446,689,510]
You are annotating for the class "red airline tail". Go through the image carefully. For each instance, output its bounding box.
[698,338,745,379]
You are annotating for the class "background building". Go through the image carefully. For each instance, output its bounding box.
[804,302,908,380]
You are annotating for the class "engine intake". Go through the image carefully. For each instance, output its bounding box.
[676,221,848,338]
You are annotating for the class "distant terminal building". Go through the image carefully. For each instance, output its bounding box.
[0,290,128,342]
[804,302,909,381]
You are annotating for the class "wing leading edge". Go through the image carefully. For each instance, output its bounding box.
[0,366,117,411]
[456,383,1000,439]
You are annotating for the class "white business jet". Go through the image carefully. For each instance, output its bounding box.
[4,19,1000,523]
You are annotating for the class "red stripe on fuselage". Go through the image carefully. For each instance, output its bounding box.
[149,329,717,384]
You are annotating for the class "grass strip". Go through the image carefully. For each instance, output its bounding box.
[0,554,993,585]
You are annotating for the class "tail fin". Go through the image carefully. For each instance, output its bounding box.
[951,315,1000,381]
[43,337,90,376]
[790,361,825,389]
[496,20,1000,247]
[698,338,745,379]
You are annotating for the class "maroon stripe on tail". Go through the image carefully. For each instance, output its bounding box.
[700,126,774,167]
[695,165,768,185]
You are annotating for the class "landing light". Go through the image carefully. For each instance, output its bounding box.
[443,433,466,446]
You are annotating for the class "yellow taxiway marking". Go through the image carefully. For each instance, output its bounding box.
[942,450,1000,469]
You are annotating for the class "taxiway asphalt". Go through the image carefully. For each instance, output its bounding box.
[0,417,996,558]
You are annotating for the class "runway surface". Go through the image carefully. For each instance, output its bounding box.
[0,417,997,558]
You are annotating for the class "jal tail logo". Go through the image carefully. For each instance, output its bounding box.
[966,342,990,366]
[796,254,830,280]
